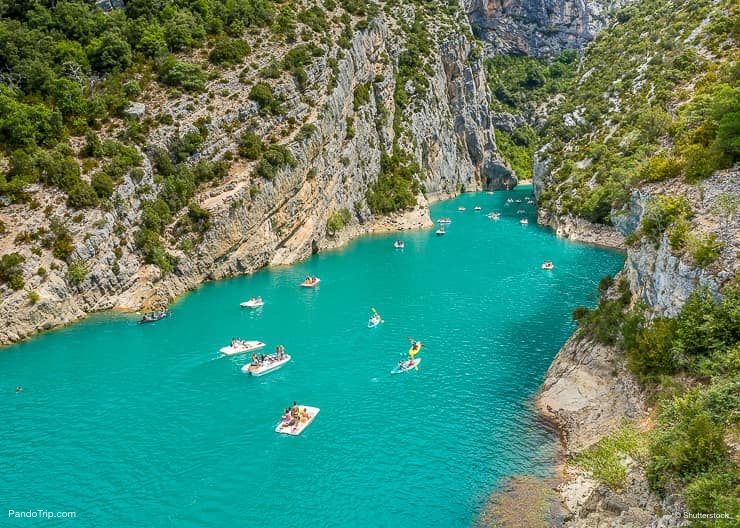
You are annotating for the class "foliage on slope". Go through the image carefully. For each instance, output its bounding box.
[572,278,740,525]
[536,0,738,224]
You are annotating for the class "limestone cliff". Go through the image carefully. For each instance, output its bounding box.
[0,9,511,345]
[462,0,632,56]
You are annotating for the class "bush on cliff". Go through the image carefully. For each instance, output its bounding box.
[0,253,26,290]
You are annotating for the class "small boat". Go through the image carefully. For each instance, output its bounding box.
[487,212,500,220]
[486,191,494,195]
[474,206,482,211]
[391,357,422,374]
[457,206,466,211]
[242,354,291,376]
[515,199,523,203]
[394,240,405,249]
[437,217,452,224]
[300,277,320,287]
[275,406,320,435]
[240,297,264,308]
[516,209,526,214]
[435,227,446,235]
[506,198,514,204]
[541,261,554,270]
[137,310,170,324]
[368,313,382,328]
[219,340,266,356]
[520,218,529,225]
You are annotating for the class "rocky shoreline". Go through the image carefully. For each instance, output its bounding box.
[0,202,437,346]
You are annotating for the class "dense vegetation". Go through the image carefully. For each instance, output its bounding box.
[483,51,578,179]
[485,1,738,222]
[573,278,739,525]
[534,0,738,224]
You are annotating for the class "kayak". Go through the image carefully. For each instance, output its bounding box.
[219,340,266,356]
[474,206,481,211]
[275,406,320,435]
[437,218,452,224]
[394,240,405,249]
[435,228,446,235]
[300,278,320,287]
[241,354,291,376]
[391,357,422,374]
[240,299,264,308]
[368,315,382,328]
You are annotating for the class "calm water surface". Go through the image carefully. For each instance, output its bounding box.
[1,189,623,527]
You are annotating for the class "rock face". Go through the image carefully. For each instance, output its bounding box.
[462,0,633,56]
[95,0,124,12]
[538,330,645,453]
[0,15,510,345]
[123,102,146,120]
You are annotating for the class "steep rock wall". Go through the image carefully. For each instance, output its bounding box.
[0,16,509,345]
[462,0,632,56]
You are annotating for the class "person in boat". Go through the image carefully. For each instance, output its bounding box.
[251,352,260,366]
[16,386,22,393]
[257,296,262,302]
[281,408,294,426]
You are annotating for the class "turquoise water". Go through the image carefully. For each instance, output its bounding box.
[1,189,623,527]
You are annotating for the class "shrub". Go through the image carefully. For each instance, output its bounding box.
[641,195,692,244]
[28,291,40,304]
[690,233,724,267]
[366,151,418,214]
[51,221,75,261]
[248,83,283,115]
[239,132,264,160]
[208,38,251,65]
[0,253,25,290]
[66,181,99,208]
[91,172,114,198]
[296,123,317,142]
[639,154,684,183]
[574,424,646,489]
[353,83,371,110]
[65,259,88,285]
[626,318,678,379]
[158,56,206,92]
[648,412,727,489]
[187,202,211,233]
[572,306,590,322]
[254,144,296,180]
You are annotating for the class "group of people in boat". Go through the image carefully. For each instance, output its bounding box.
[280,401,311,429]
[248,296,263,303]
[250,345,286,367]
[139,308,169,323]
[303,276,319,285]
[230,338,252,348]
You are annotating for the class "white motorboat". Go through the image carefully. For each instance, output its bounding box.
[219,340,266,356]
[242,354,291,376]
[240,298,264,308]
